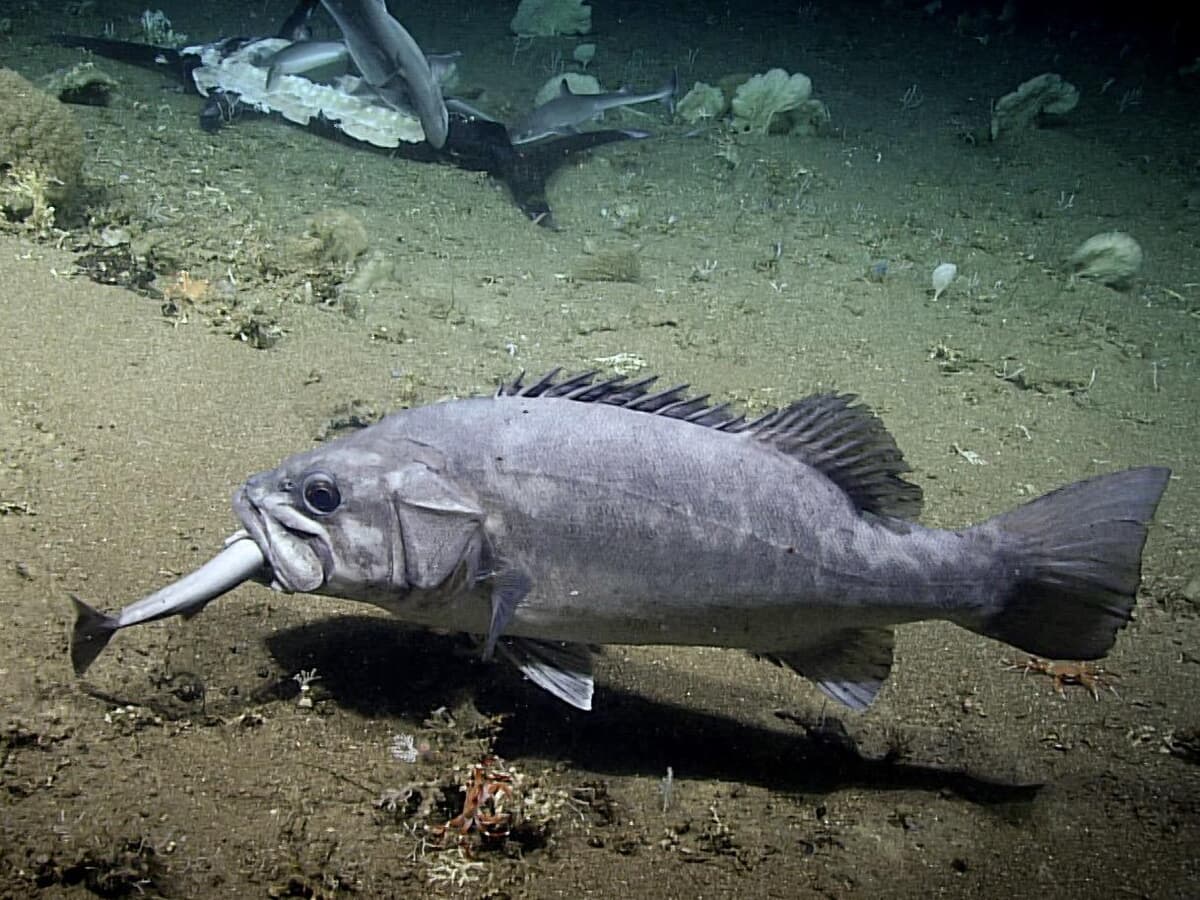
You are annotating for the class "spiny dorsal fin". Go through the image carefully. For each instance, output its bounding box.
[746,393,922,519]
[499,370,922,519]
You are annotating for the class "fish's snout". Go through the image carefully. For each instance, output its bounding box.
[236,472,292,518]
[241,471,278,499]
[231,478,271,548]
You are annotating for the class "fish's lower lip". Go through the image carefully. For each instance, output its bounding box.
[231,486,328,593]
[232,486,267,543]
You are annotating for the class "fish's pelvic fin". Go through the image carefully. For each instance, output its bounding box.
[69,593,121,676]
[760,626,896,711]
[975,466,1170,660]
[496,637,595,710]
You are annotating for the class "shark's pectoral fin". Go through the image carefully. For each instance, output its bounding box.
[482,565,532,660]
[496,638,595,711]
[759,627,895,711]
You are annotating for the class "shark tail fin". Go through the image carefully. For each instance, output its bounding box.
[54,35,183,71]
[69,593,120,676]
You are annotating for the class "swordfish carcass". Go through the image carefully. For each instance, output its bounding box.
[71,371,1169,712]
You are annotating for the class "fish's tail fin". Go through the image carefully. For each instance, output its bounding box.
[69,594,120,676]
[971,466,1169,660]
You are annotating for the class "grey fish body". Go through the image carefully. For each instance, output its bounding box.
[318,0,448,147]
[72,372,1169,713]
[511,71,678,144]
[300,400,973,642]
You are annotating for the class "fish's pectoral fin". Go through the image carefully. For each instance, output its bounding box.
[496,638,595,711]
[760,626,895,711]
[482,565,532,660]
[177,598,215,621]
[69,593,121,676]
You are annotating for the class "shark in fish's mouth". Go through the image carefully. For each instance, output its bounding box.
[68,533,266,676]
[69,471,349,677]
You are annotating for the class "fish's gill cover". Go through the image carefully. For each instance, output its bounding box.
[500,370,923,519]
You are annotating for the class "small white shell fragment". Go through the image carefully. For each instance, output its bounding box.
[593,352,647,376]
[931,262,958,300]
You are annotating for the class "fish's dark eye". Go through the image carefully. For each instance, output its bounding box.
[300,472,341,515]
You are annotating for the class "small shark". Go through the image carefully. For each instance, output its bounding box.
[510,71,678,145]
[318,0,448,148]
[278,0,319,41]
[264,39,461,94]
[264,40,350,90]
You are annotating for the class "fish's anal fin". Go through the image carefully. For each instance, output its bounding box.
[496,638,595,710]
[482,566,532,660]
[69,593,121,676]
[761,626,895,712]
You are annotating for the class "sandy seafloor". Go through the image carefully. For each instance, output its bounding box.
[2,0,1199,897]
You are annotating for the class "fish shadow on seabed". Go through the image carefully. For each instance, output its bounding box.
[264,615,1043,811]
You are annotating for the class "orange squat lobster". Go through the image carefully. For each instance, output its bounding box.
[1004,655,1119,700]
[431,756,516,848]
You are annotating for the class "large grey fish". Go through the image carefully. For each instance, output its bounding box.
[510,72,679,145]
[71,371,1169,712]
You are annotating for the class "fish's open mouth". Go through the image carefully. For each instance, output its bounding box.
[232,485,331,593]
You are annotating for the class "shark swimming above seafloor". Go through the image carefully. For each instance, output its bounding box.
[510,71,679,145]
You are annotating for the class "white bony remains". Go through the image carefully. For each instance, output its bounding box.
[187,38,426,147]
